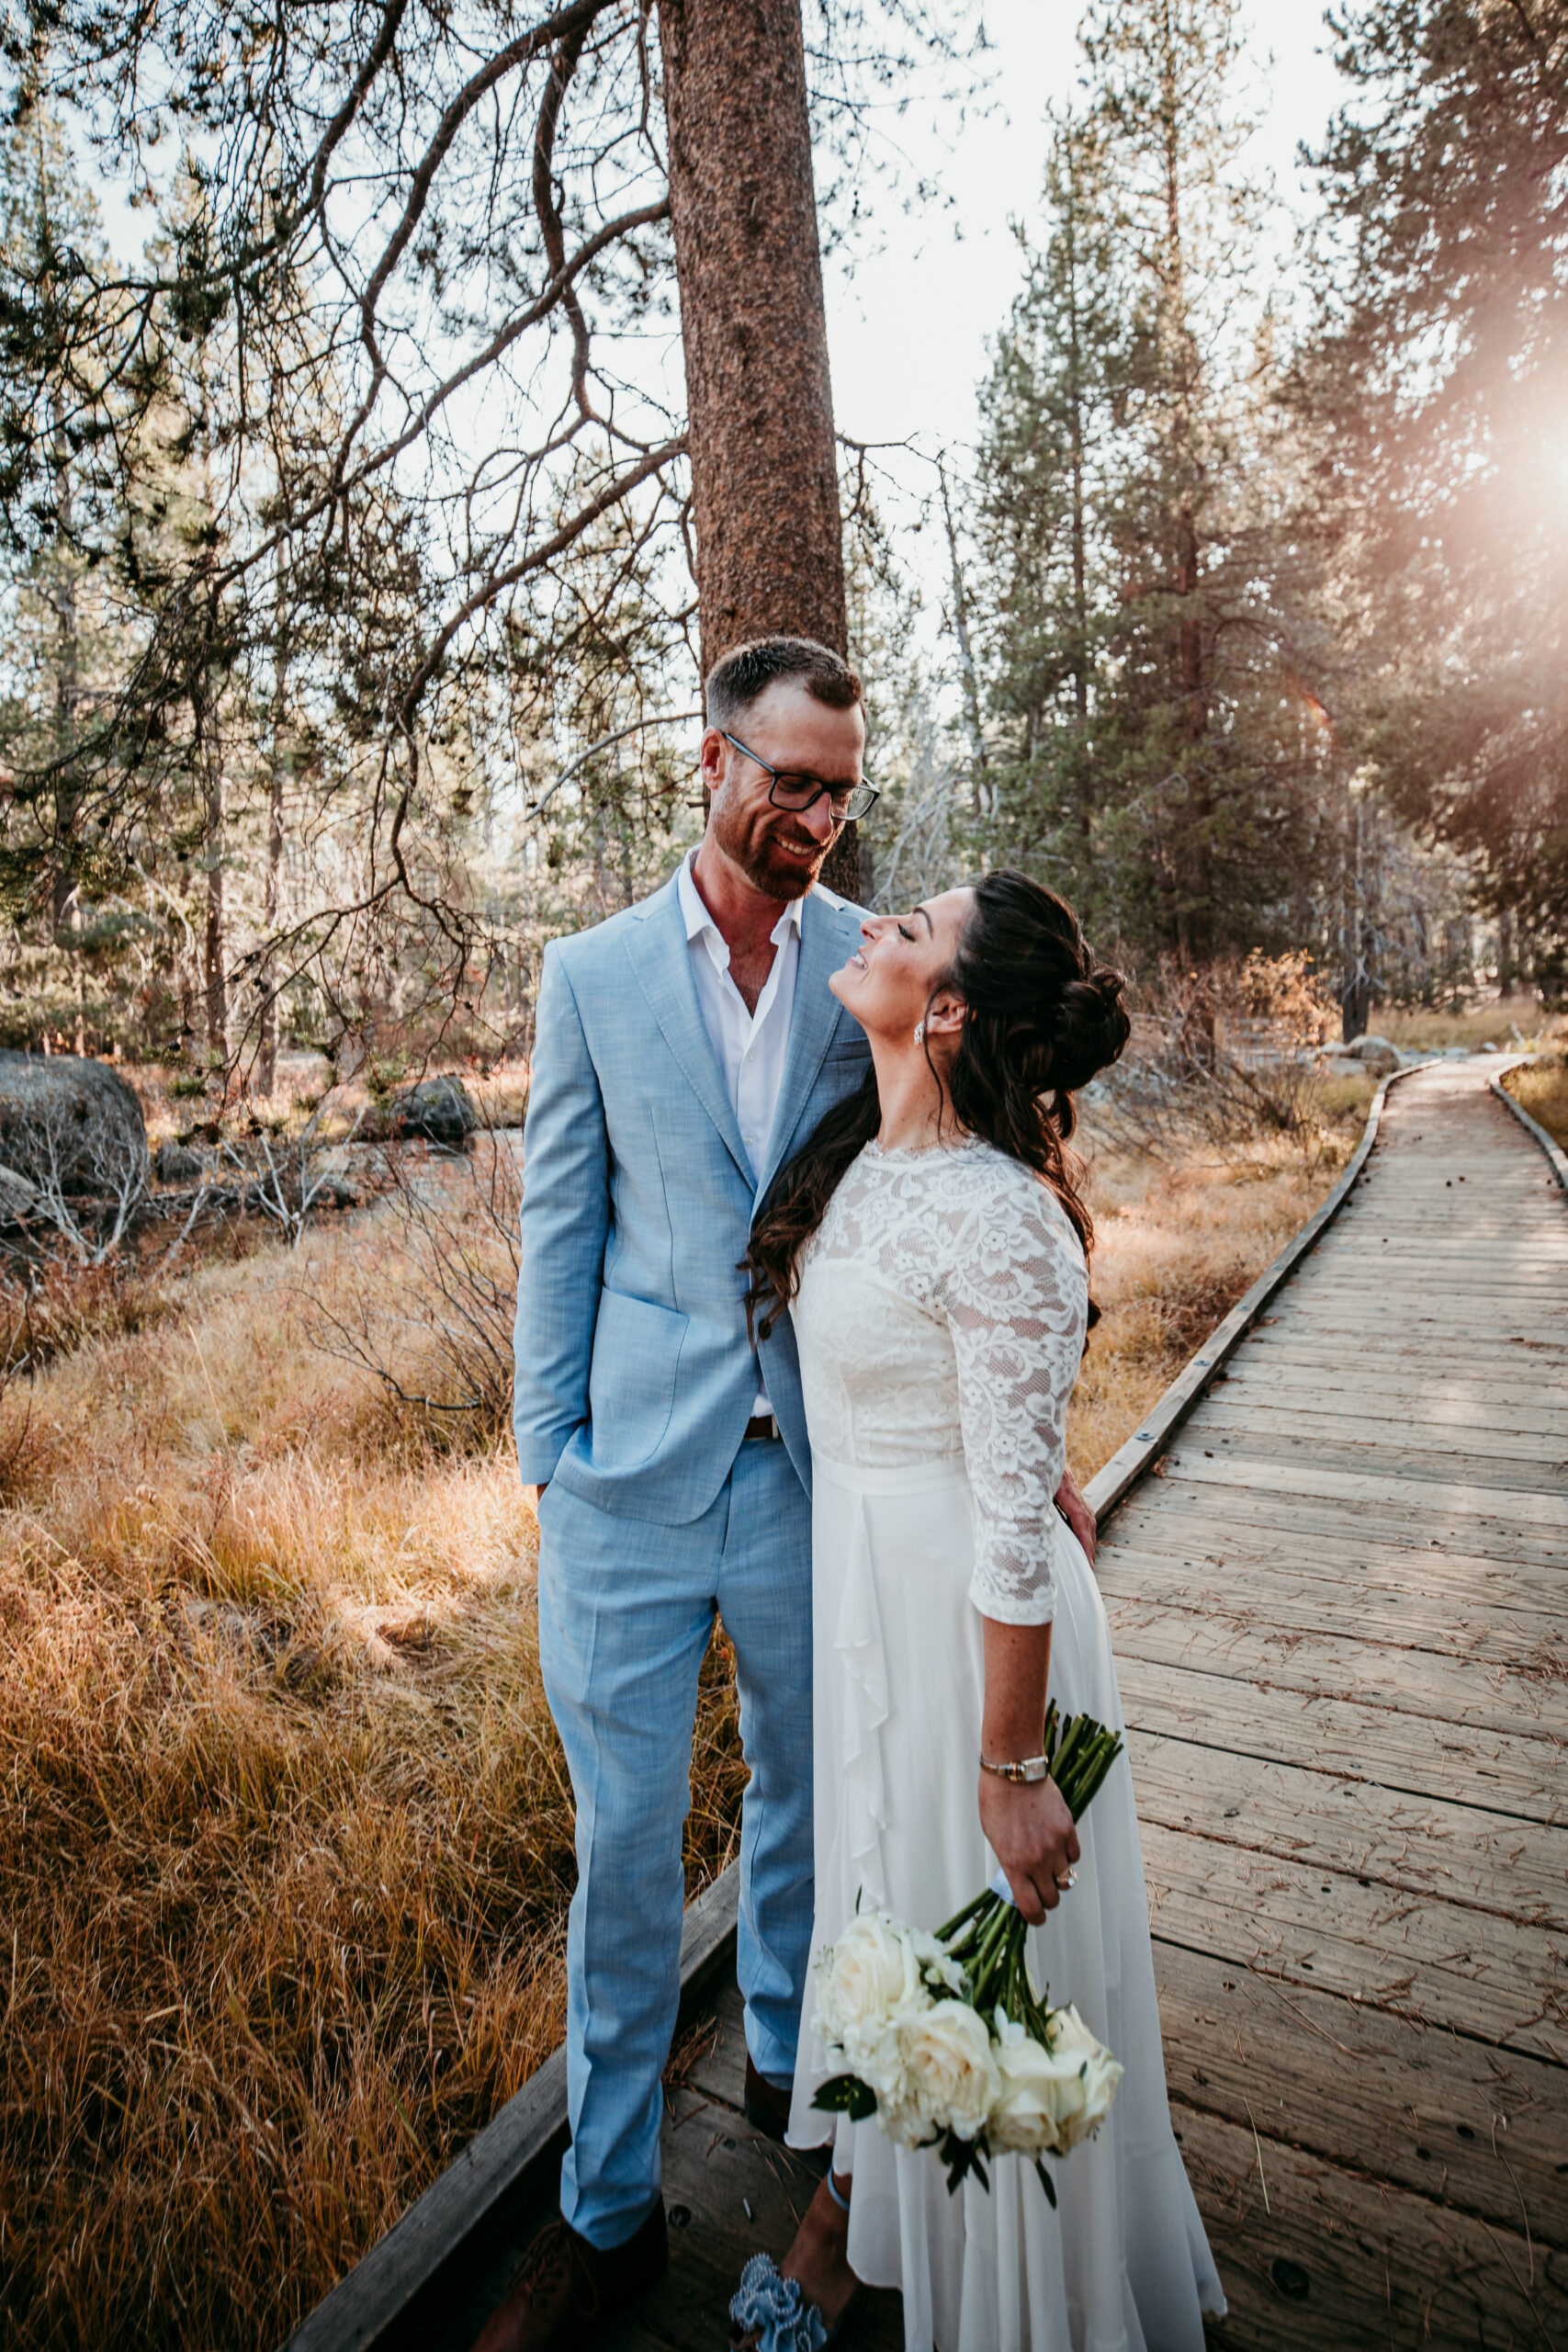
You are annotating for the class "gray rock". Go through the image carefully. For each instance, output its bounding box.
[0,1163,39,1219]
[1346,1034,1399,1075]
[388,1075,478,1147]
[0,1051,149,1193]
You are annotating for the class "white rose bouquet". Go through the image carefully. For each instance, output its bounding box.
[811,1705,1125,2204]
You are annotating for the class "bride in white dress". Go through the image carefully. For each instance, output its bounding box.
[731,873,1225,2352]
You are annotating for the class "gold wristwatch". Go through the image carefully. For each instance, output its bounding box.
[979,1752,1052,1783]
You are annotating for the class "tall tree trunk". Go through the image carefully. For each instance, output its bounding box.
[1157,0,1213,975]
[257,632,288,1098]
[1062,135,1093,856]
[658,0,859,897]
[939,458,988,814]
[200,692,229,1061]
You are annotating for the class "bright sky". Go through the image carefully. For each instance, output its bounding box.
[822,0,1349,549]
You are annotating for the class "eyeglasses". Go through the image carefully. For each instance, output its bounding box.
[720,730,879,823]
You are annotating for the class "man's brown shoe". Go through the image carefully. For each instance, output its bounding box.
[744,2056,793,2143]
[468,2200,668,2352]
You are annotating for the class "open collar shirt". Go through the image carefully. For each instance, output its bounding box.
[676,845,807,1417]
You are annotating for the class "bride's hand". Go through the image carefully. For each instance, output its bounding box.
[977,1770,1081,1927]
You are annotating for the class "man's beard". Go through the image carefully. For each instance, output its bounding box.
[714,798,832,899]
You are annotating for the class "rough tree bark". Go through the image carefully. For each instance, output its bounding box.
[658,0,860,899]
[197,684,229,1062]
[256,628,288,1098]
[939,458,989,816]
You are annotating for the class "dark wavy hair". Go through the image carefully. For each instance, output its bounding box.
[747,871,1131,1340]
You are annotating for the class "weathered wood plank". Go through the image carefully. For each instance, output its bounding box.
[1152,1449,1568,1539]
[1196,1374,1568,1440]
[1151,1942,1568,2252]
[1102,1479,1568,1571]
[1138,1818,1567,2060]
[1193,1396,1568,1464]
[1173,2102,1565,2350]
[1097,1536,1567,1642]
[1215,1317,1567,1358]
[1108,1592,1565,1743]
[1128,1731,1568,1929]
[1170,1421,1568,1495]
[1296,1267,1565,1298]
[1259,1315,1563,1355]
[1114,1655,1564,1826]
[1217,1342,1566,1405]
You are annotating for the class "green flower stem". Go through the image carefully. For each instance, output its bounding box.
[937,1889,994,1941]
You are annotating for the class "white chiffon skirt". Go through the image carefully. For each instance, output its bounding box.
[786,1453,1226,2352]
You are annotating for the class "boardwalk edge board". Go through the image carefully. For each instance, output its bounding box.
[285,1061,1434,2351]
[1489,1061,1568,1194]
[1082,1059,1436,1521]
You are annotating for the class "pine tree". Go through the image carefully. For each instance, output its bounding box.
[973,4,1336,968]
[1086,0,1263,964]
[1304,0,1568,989]
[974,108,1122,909]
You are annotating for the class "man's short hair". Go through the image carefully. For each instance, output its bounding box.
[705,637,863,735]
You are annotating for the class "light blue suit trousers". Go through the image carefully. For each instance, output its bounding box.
[537,1442,813,2243]
[513,871,871,2247]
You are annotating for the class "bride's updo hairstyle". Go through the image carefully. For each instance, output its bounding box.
[747,870,1130,1338]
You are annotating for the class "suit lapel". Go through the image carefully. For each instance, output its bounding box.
[756,890,861,1202]
[624,877,753,1184]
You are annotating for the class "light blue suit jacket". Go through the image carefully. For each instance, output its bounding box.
[513,870,872,1524]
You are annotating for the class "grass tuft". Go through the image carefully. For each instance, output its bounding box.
[1501,1048,1568,1153]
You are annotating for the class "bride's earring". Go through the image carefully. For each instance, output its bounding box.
[913,1021,926,1044]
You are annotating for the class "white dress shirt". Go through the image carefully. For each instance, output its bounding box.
[676,846,804,1416]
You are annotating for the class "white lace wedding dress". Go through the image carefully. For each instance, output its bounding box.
[785,1134,1226,2352]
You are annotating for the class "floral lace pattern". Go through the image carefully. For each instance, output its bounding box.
[794,1135,1087,1623]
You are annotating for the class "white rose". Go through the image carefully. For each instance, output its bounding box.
[987,2018,1070,2154]
[870,2059,939,2149]
[897,1999,1002,2143]
[990,2006,1122,2155]
[909,1928,970,2000]
[1047,2004,1123,2149]
[815,1913,929,2048]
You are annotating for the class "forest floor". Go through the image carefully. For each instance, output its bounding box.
[0,1026,1552,2351]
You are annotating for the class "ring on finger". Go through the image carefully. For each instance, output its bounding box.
[1054,1868,1077,1892]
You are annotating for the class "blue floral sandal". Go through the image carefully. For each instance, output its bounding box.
[728,2174,859,2350]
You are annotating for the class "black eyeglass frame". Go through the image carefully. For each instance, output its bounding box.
[718,729,879,823]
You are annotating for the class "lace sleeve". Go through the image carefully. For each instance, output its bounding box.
[937,1166,1088,1625]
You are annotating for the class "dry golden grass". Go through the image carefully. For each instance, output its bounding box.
[1501,1048,1568,1152]
[0,1223,740,2351]
[1372,994,1564,1055]
[0,1077,1371,2347]
[1066,1087,1371,1483]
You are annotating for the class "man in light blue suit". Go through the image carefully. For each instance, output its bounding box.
[475,638,878,2352]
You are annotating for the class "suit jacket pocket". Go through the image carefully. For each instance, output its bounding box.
[586,1289,689,1473]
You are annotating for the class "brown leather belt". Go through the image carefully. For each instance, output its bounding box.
[743,1413,780,1442]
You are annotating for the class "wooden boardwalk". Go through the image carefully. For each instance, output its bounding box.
[289,1057,1566,2352]
[1097,1057,1568,2346]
